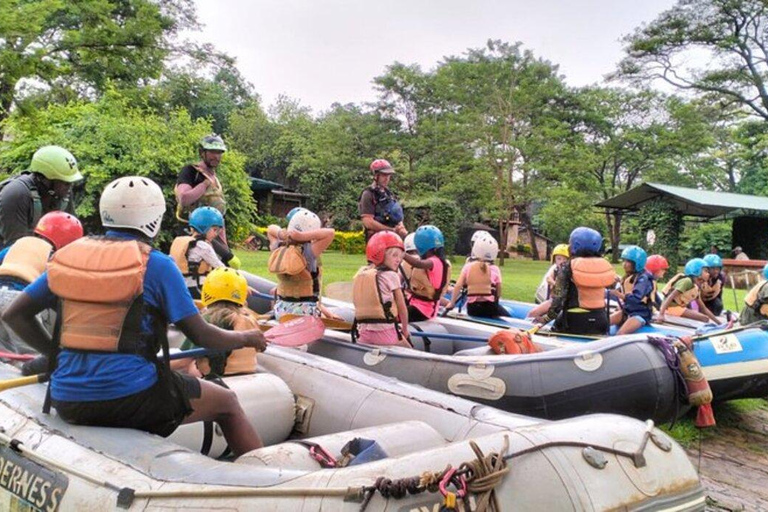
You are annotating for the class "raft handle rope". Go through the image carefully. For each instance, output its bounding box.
[0,419,660,511]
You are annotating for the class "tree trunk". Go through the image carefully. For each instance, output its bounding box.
[498,218,507,266]
[609,212,622,263]
[521,210,540,261]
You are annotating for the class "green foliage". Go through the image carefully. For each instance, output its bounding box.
[0,90,256,248]
[406,197,462,254]
[681,221,732,259]
[327,231,366,255]
[536,188,606,243]
[637,199,684,271]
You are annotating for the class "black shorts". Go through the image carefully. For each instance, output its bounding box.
[52,371,201,438]
[467,301,509,318]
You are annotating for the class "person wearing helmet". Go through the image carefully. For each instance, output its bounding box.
[398,232,418,294]
[403,225,451,323]
[609,246,655,335]
[175,134,239,267]
[701,254,725,316]
[739,263,768,325]
[169,206,227,299]
[352,232,411,347]
[178,268,259,378]
[445,234,507,318]
[658,258,719,323]
[526,244,571,320]
[0,146,82,249]
[533,227,616,335]
[0,211,83,354]
[266,209,341,321]
[645,254,670,308]
[3,176,268,455]
[359,159,407,241]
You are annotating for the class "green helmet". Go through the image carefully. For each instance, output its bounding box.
[30,146,83,183]
[199,134,227,153]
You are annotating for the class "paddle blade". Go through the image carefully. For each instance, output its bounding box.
[265,316,326,347]
[279,313,352,331]
[324,281,354,302]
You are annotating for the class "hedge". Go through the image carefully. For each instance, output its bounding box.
[254,227,366,255]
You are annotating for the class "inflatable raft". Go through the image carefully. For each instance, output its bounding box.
[0,347,706,511]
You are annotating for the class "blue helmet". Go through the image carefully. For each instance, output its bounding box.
[569,227,603,257]
[621,245,647,272]
[189,206,224,234]
[684,258,707,278]
[703,254,722,269]
[414,225,444,257]
[763,263,768,280]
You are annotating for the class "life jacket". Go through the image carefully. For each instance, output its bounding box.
[175,165,227,222]
[409,259,451,304]
[465,261,495,297]
[399,260,414,290]
[0,236,53,285]
[621,273,656,305]
[661,274,699,307]
[700,275,723,302]
[47,237,156,357]
[744,280,768,317]
[361,185,403,238]
[195,305,258,376]
[268,243,320,301]
[169,235,211,285]
[353,266,399,324]
[488,329,539,355]
[569,257,616,310]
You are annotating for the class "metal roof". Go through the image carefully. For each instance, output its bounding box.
[249,177,285,191]
[595,183,768,218]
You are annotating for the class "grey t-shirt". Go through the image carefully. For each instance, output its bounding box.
[0,175,38,248]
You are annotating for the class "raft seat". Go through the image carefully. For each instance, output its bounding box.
[237,420,447,471]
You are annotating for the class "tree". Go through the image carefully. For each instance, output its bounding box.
[618,0,768,121]
[0,0,198,129]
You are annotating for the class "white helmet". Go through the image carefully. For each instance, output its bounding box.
[471,235,499,261]
[100,176,166,238]
[403,233,417,252]
[471,230,490,244]
[288,208,321,232]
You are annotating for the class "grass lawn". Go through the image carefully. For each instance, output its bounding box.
[236,249,747,310]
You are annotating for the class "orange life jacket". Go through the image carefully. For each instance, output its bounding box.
[488,329,539,355]
[47,237,154,356]
[409,259,451,303]
[0,236,53,285]
[465,261,494,297]
[570,257,616,310]
[268,243,320,301]
[196,305,258,376]
[169,235,211,284]
[353,266,399,324]
[661,274,699,307]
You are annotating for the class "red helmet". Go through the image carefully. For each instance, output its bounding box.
[366,231,404,265]
[370,159,395,174]
[34,211,84,250]
[646,255,669,274]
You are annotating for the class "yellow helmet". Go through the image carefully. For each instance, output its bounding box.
[551,244,570,263]
[201,268,248,307]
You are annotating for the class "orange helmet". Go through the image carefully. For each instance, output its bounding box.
[34,211,84,250]
[366,231,404,266]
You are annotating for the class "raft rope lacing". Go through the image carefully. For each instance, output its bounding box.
[0,420,660,510]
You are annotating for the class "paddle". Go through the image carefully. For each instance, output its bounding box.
[323,281,354,303]
[279,313,353,331]
[0,352,36,362]
[0,373,48,392]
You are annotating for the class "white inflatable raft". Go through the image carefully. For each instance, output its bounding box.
[0,347,706,511]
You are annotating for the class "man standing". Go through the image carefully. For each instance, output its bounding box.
[175,134,239,268]
[0,146,82,248]
[358,159,407,241]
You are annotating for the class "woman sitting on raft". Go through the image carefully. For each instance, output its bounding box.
[402,225,451,322]
[658,258,719,324]
[445,234,508,318]
[3,177,267,456]
[352,232,411,347]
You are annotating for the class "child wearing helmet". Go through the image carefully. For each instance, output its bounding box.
[534,227,617,335]
[645,255,669,309]
[701,254,725,316]
[352,232,411,347]
[609,246,655,335]
[169,206,227,299]
[267,209,341,321]
[445,234,507,318]
[739,263,768,324]
[658,258,719,323]
[526,244,571,320]
[3,176,267,455]
[179,268,260,378]
[403,225,452,322]
[0,211,84,354]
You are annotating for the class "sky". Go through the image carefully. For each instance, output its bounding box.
[192,0,678,113]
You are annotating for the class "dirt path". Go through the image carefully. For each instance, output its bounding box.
[686,402,768,511]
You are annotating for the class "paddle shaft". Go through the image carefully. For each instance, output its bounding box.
[0,373,49,392]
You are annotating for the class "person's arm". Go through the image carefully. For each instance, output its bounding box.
[545,265,558,287]
[2,292,54,354]
[0,182,34,247]
[696,297,719,323]
[657,290,680,317]
[176,314,267,352]
[175,166,210,207]
[361,215,396,234]
[446,271,468,309]
[198,241,226,268]
[403,252,433,270]
[536,263,571,324]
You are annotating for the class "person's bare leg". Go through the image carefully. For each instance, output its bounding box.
[681,309,711,323]
[527,300,552,319]
[609,310,624,326]
[183,379,263,455]
[616,317,644,335]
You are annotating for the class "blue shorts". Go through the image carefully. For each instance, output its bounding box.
[627,314,648,326]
